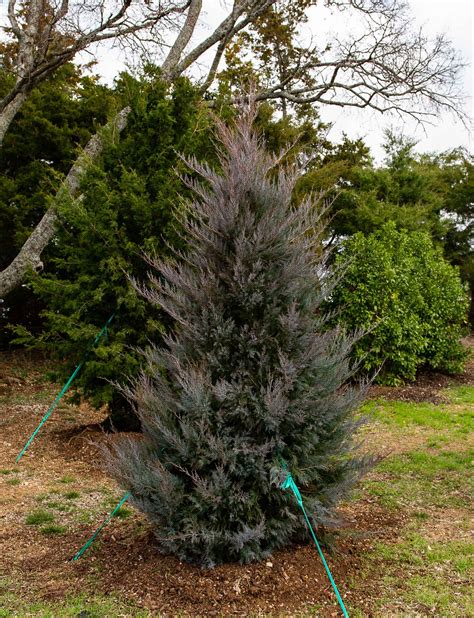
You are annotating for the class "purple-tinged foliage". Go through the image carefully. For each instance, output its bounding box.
[105,106,373,567]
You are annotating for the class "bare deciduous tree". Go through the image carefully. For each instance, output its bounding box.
[223,0,467,124]
[0,0,468,297]
[1,0,193,143]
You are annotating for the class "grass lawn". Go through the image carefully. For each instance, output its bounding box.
[349,386,474,617]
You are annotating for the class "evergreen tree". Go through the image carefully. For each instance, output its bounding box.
[298,134,474,326]
[0,63,115,345]
[298,132,446,242]
[428,149,474,324]
[106,108,371,566]
[19,74,215,429]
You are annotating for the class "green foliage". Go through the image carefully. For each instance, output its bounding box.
[300,132,474,325]
[431,148,474,322]
[0,591,150,618]
[330,224,469,384]
[0,63,116,344]
[112,506,132,519]
[58,475,76,484]
[40,524,67,535]
[364,396,473,433]
[25,509,55,525]
[444,385,474,405]
[0,63,113,263]
[253,101,330,165]
[64,491,80,500]
[21,74,215,427]
[354,394,473,617]
[300,133,446,239]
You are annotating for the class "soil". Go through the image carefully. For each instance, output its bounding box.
[0,342,472,616]
[368,335,474,404]
[5,504,403,617]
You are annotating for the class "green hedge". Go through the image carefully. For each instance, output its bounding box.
[330,223,469,384]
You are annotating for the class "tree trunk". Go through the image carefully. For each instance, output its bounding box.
[101,392,141,433]
[0,92,28,145]
[0,106,131,299]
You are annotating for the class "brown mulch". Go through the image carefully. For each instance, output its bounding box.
[368,335,474,404]
[1,338,472,616]
[3,500,403,617]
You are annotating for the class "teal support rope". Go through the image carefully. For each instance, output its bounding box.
[72,492,131,561]
[281,470,350,618]
[16,313,115,463]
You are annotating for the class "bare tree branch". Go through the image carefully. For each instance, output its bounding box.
[0,0,191,143]
[0,92,27,144]
[7,0,23,39]
[173,0,277,79]
[240,0,468,125]
[199,3,241,93]
[161,0,201,80]
[0,0,469,298]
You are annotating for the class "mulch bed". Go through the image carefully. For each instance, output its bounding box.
[368,335,474,404]
[5,498,403,617]
[1,338,472,616]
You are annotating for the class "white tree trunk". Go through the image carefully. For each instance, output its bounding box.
[0,92,28,145]
[161,0,203,80]
[0,107,131,298]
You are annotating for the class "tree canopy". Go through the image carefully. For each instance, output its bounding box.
[0,62,115,344]
[0,0,469,296]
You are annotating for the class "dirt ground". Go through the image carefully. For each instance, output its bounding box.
[368,335,474,405]
[0,345,472,617]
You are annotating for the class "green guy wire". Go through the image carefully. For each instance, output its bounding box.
[72,492,131,561]
[16,313,115,463]
[281,469,350,618]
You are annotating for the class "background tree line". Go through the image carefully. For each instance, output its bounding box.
[0,60,471,427]
[0,0,467,296]
[0,1,471,429]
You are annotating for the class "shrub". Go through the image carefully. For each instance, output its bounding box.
[330,223,469,384]
[105,108,372,567]
[17,75,215,429]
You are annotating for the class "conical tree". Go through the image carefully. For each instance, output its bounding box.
[106,107,371,567]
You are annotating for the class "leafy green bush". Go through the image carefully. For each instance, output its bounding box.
[330,223,469,384]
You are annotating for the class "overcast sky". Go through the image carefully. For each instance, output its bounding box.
[319,0,473,161]
[74,0,473,161]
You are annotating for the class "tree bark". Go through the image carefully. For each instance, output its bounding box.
[0,106,131,298]
[0,92,27,145]
[161,0,202,80]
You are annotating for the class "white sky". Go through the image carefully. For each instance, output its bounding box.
[2,0,471,161]
[86,0,472,162]
[317,0,474,161]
